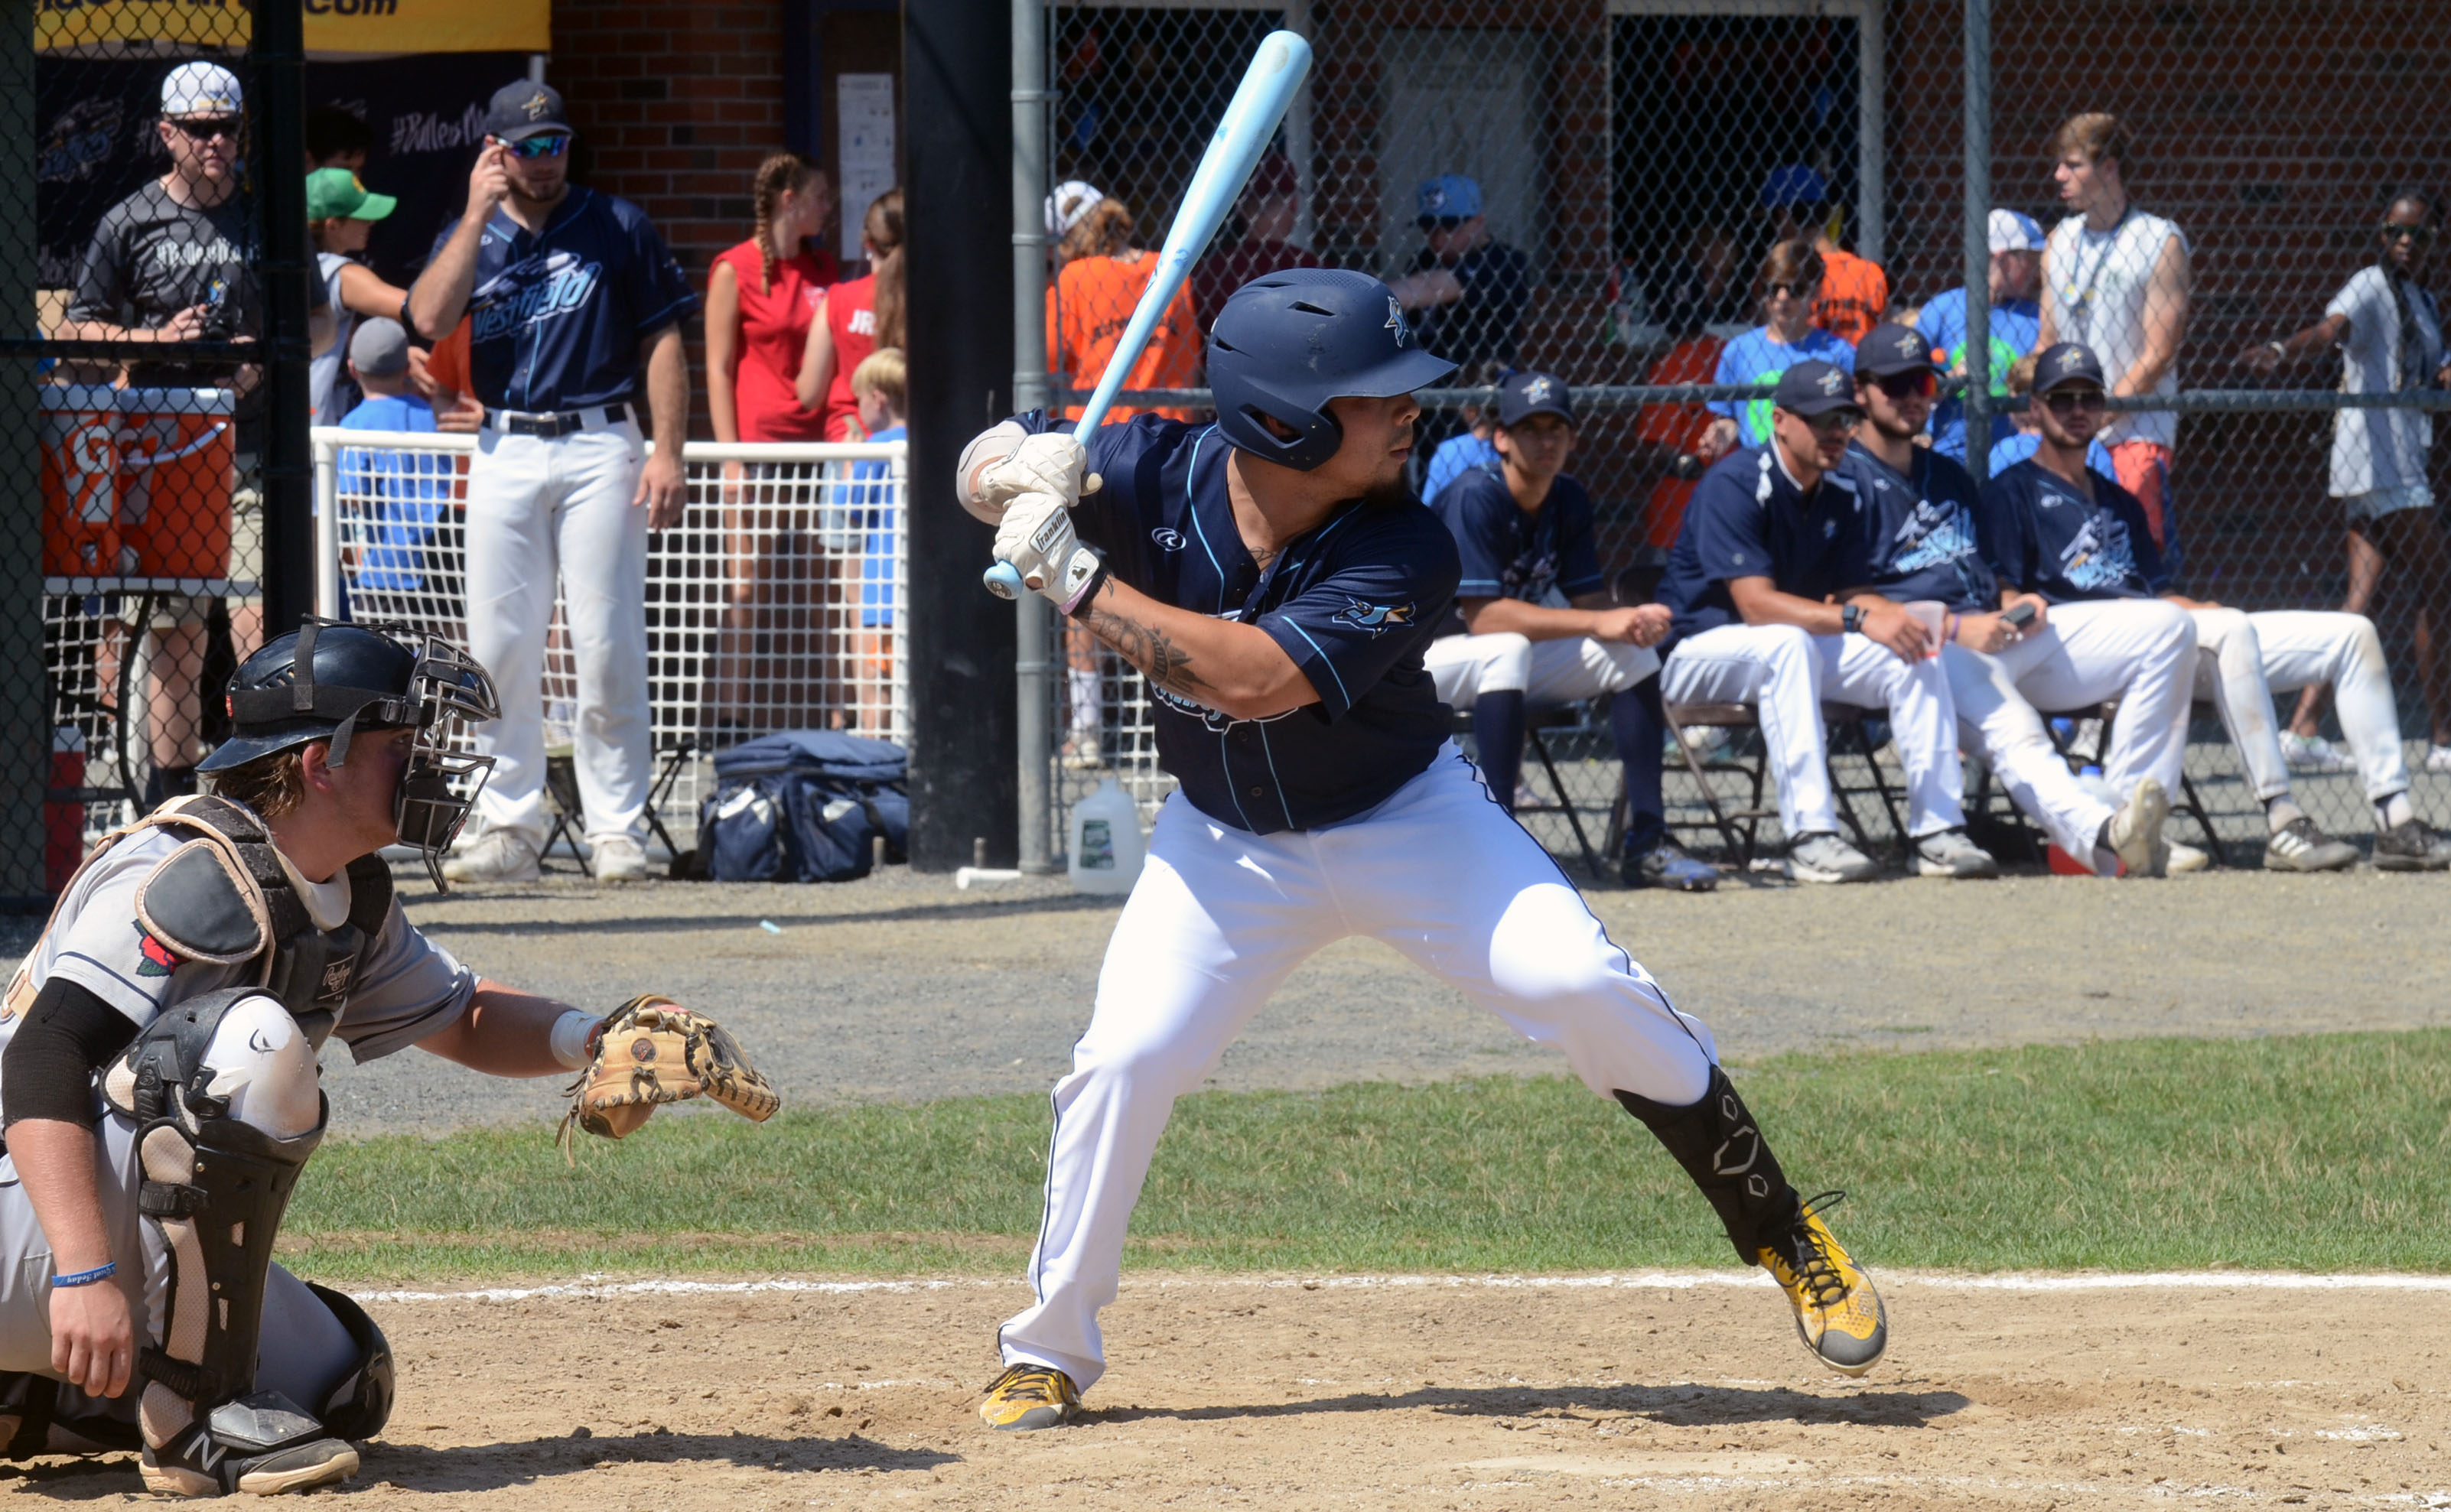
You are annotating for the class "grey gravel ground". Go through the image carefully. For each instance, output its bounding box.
[21,857,2421,1135]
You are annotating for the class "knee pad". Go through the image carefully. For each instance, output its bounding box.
[99,989,328,1442]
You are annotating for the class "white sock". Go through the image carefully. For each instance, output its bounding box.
[1069,668,1100,740]
[2265,796,2305,834]
[2380,792,2414,829]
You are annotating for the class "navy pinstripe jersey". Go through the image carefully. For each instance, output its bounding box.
[430,187,698,414]
[1043,412,1460,834]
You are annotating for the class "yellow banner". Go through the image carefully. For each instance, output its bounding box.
[37,0,550,54]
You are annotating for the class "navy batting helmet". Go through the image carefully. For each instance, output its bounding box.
[1207,268,1457,471]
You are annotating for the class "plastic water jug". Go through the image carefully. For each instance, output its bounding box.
[1066,779,1145,895]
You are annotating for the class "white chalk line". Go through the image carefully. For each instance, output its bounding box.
[346,1269,2451,1306]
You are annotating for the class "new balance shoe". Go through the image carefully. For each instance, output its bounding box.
[441,828,541,885]
[1911,827,1999,879]
[1785,831,1880,884]
[139,1392,359,1497]
[2106,778,2169,878]
[2373,818,2451,872]
[2278,731,2355,772]
[2264,815,2358,873]
[979,1363,1079,1431]
[2164,840,2212,874]
[1759,1192,1887,1377]
[1623,838,1719,892]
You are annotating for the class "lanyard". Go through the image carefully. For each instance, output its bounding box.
[2056,203,2137,320]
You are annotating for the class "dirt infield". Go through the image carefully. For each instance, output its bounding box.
[15,1272,2446,1508]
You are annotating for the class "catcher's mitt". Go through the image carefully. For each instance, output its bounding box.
[559,995,781,1154]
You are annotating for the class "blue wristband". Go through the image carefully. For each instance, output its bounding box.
[52,1262,116,1289]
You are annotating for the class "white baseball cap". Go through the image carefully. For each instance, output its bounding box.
[1988,208,2045,255]
[1045,180,1105,237]
[161,61,243,119]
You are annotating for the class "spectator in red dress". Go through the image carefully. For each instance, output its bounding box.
[795,188,904,441]
[1190,154,1323,333]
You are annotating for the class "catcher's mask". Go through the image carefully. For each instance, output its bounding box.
[201,617,502,890]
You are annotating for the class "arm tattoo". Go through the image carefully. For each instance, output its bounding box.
[1082,591,1213,703]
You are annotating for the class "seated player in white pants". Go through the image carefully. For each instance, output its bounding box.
[1984,342,2451,873]
[962,271,1890,1432]
[1656,360,1995,882]
[1425,371,1717,891]
[0,623,775,1496]
[1840,322,2173,875]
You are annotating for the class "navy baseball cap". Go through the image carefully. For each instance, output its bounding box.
[2032,341,2108,393]
[484,80,570,143]
[1496,370,1574,428]
[1856,321,1940,379]
[1774,360,1860,418]
[1762,164,1829,209]
[1417,174,1483,223]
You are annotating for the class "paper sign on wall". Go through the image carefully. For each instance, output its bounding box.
[838,73,898,265]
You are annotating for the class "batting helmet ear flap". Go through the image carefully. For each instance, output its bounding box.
[1222,372,1346,471]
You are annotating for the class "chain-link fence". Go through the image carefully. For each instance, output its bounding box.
[11,2,318,899]
[1030,0,2451,871]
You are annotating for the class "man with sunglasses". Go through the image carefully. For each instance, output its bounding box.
[1388,175,1531,382]
[63,62,338,802]
[1842,325,2179,877]
[2242,190,2451,779]
[1658,361,1990,882]
[1984,343,2451,872]
[406,81,699,885]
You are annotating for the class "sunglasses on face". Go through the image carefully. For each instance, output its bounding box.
[170,117,240,142]
[1766,281,1818,301]
[2381,223,2435,245]
[1874,370,1937,400]
[1805,409,1863,436]
[506,133,572,160]
[2042,389,2108,416]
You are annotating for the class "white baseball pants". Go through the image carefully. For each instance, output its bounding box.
[1425,632,1659,707]
[462,422,653,847]
[1940,644,2117,867]
[2187,608,2409,804]
[1987,599,2196,805]
[997,748,1719,1391]
[1657,624,1964,840]
[0,997,357,1436]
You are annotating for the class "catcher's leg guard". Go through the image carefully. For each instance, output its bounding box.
[1614,1065,1802,1263]
[100,989,358,1496]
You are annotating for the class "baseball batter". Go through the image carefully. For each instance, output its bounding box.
[960,269,1887,1432]
[406,80,700,886]
[0,622,774,1495]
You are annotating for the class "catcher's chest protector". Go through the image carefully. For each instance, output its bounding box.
[11,795,392,1050]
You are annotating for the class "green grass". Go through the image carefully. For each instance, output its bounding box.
[285,1030,2451,1282]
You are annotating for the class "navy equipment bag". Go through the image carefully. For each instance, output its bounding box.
[697,731,909,882]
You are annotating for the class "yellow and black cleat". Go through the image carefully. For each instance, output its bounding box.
[979,1363,1081,1431]
[1759,1192,1888,1377]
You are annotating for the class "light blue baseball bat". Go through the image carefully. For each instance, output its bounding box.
[985,28,1314,600]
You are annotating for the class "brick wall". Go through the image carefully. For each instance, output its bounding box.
[550,0,794,434]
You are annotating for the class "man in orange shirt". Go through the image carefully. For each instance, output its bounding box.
[1762,164,1887,343]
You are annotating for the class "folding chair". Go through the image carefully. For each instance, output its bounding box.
[1453,706,1608,880]
[2041,700,2223,864]
[1661,701,1907,869]
[540,739,696,873]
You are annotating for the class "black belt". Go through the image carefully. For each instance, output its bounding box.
[487,401,630,438]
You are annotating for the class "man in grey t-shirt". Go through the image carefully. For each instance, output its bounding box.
[2241,188,2451,773]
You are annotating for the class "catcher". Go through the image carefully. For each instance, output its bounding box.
[0,620,776,1497]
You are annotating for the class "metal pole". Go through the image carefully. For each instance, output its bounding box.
[1012,0,1057,873]
[0,0,45,903]
[1284,0,1316,251]
[1962,0,1992,483]
[257,0,314,640]
[311,434,340,619]
[1857,0,1886,266]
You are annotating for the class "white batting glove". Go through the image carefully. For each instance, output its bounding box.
[975,433,1102,519]
[992,491,1106,613]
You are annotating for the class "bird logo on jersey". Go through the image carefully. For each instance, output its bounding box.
[1888,498,1994,604]
[1334,599,1414,636]
[2059,510,2140,591]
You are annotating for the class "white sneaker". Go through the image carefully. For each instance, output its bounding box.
[2105,778,2169,878]
[1786,831,1881,883]
[2279,732,2355,772]
[1912,827,2000,879]
[591,834,649,883]
[2427,744,2451,774]
[1060,736,1103,771]
[441,829,541,885]
[2165,840,2211,873]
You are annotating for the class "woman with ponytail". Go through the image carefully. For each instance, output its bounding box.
[795,188,903,441]
[708,152,838,442]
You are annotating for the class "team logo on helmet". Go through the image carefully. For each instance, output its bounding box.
[1334,599,1414,636]
[1386,296,1408,346]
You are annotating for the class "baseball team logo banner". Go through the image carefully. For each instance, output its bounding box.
[36,0,550,54]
